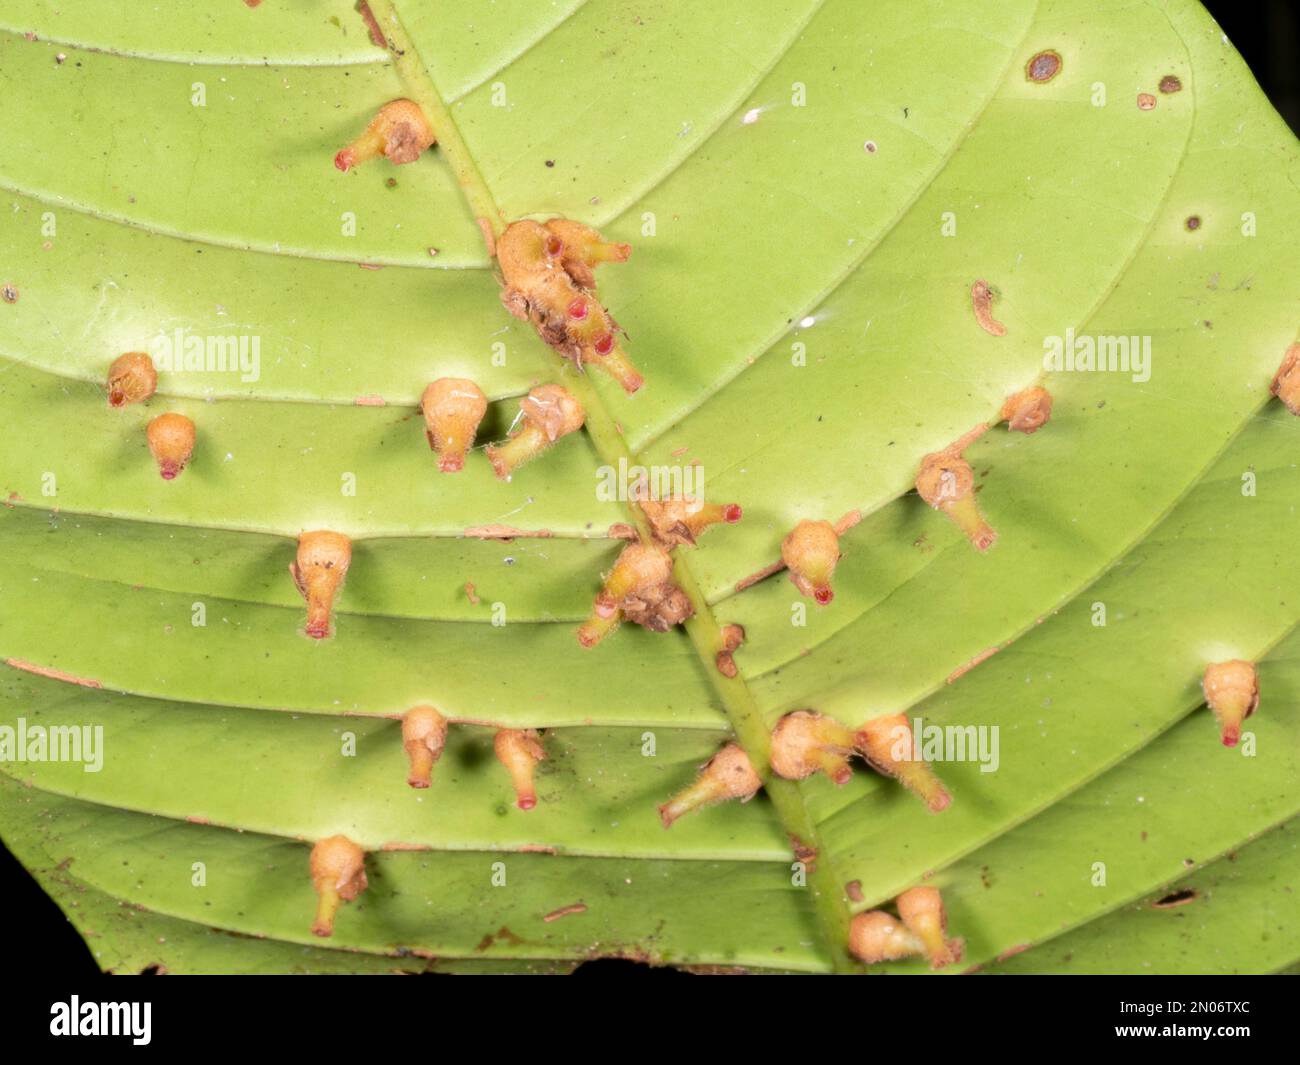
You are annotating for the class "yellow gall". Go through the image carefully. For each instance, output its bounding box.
[309,835,367,937]
[494,728,546,810]
[402,705,448,788]
[658,743,762,828]
[421,378,487,473]
[781,519,840,605]
[769,711,858,786]
[639,496,742,547]
[578,540,691,646]
[855,713,951,813]
[107,352,157,408]
[1000,385,1053,434]
[291,531,352,640]
[848,911,925,964]
[896,886,963,969]
[335,99,435,171]
[1201,659,1258,748]
[916,450,996,552]
[486,384,585,480]
[145,412,195,481]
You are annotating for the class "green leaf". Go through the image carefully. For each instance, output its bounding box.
[0,0,1296,974]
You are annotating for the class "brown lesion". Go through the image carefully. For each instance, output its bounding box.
[1270,342,1300,415]
[970,279,1007,336]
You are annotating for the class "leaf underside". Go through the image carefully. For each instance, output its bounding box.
[0,0,1296,974]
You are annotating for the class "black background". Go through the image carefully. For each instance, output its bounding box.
[3,1,1296,979]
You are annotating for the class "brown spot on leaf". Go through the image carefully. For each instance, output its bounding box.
[463,525,553,540]
[970,279,1007,336]
[355,0,388,49]
[1185,215,1201,231]
[947,645,1000,684]
[1,283,18,304]
[477,217,497,257]
[1152,888,1199,909]
[5,659,102,688]
[1137,93,1157,111]
[475,926,524,951]
[464,581,480,605]
[790,836,818,870]
[1025,50,1062,83]
[542,902,588,923]
[1159,75,1183,94]
[845,880,864,903]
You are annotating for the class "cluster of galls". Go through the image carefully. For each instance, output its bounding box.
[658,710,950,831]
[577,491,742,648]
[420,379,586,479]
[497,218,642,394]
[105,352,197,480]
[403,707,546,810]
[849,886,962,969]
[308,710,549,937]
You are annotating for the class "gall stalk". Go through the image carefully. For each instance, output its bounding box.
[291,531,352,640]
[658,743,762,828]
[421,378,487,473]
[1201,659,1258,747]
[334,99,435,171]
[494,728,546,810]
[486,384,585,480]
[309,835,367,937]
[402,705,448,788]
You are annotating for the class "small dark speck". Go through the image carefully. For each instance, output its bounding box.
[545,159,555,168]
